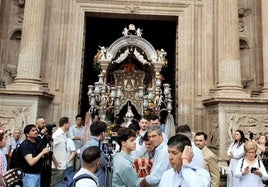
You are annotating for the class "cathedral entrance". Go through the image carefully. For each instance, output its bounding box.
[80,15,177,123]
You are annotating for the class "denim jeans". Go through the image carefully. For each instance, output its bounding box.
[23,173,40,187]
[66,165,74,176]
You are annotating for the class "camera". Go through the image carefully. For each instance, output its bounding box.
[46,123,56,136]
[251,167,257,173]
[101,136,120,156]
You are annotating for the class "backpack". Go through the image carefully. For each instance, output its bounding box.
[54,171,97,187]
[9,143,23,169]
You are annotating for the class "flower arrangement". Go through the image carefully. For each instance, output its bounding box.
[106,123,117,137]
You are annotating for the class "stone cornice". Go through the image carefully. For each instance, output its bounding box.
[0,89,54,100]
[77,0,190,15]
[203,97,268,106]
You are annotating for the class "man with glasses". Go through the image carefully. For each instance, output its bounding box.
[140,125,170,187]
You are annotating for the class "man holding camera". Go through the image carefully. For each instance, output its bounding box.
[36,117,49,149]
[35,117,55,187]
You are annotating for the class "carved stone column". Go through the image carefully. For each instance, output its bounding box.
[9,0,45,90]
[0,0,54,130]
[261,0,268,96]
[216,0,247,97]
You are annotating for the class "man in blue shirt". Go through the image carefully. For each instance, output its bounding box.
[140,125,170,187]
[80,121,107,187]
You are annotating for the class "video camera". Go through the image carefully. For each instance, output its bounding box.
[46,123,56,136]
[101,136,120,156]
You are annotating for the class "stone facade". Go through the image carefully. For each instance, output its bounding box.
[0,0,268,162]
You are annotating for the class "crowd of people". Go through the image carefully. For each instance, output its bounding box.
[0,113,267,187]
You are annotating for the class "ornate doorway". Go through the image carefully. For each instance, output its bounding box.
[80,17,177,123]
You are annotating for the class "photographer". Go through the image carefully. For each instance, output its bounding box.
[35,117,56,187]
[35,117,49,150]
[235,141,268,186]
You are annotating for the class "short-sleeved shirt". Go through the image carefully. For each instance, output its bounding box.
[52,128,68,170]
[66,138,76,167]
[112,151,140,187]
[73,167,98,187]
[20,139,43,174]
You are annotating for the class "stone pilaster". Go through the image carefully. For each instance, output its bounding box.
[261,0,268,96]
[8,0,46,90]
[0,0,54,130]
[216,0,248,98]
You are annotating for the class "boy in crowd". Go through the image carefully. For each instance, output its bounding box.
[112,127,140,187]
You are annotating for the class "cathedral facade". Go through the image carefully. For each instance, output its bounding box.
[0,0,268,161]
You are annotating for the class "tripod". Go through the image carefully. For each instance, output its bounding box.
[37,135,53,187]
[104,153,113,187]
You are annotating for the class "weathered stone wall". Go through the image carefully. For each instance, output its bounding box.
[0,0,267,161]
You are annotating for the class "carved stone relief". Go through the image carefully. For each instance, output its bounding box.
[239,38,250,49]
[225,113,268,146]
[9,28,22,40]
[238,7,252,18]
[0,106,30,131]
[125,5,140,14]
[239,20,245,32]
[16,13,24,24]
[13,0,25,8]
[207,110,219,148]
[3,64,17,85]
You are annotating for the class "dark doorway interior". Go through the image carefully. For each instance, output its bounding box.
[80,15,177,121]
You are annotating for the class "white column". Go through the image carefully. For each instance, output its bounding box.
[216,0,247,97]
[261,0,268,95]
[11,0,46,90]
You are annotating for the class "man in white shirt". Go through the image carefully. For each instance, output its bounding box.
[159,134,210,187]
[51,117,71,186]
[74,146,100,187]
[176,124,204,168]
[131,117,149,158]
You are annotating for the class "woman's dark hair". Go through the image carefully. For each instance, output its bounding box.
[0,132,5,142]
[233,130,246,148]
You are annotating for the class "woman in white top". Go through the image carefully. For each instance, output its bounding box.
[235,141,268,187]
[227,130,246,187]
